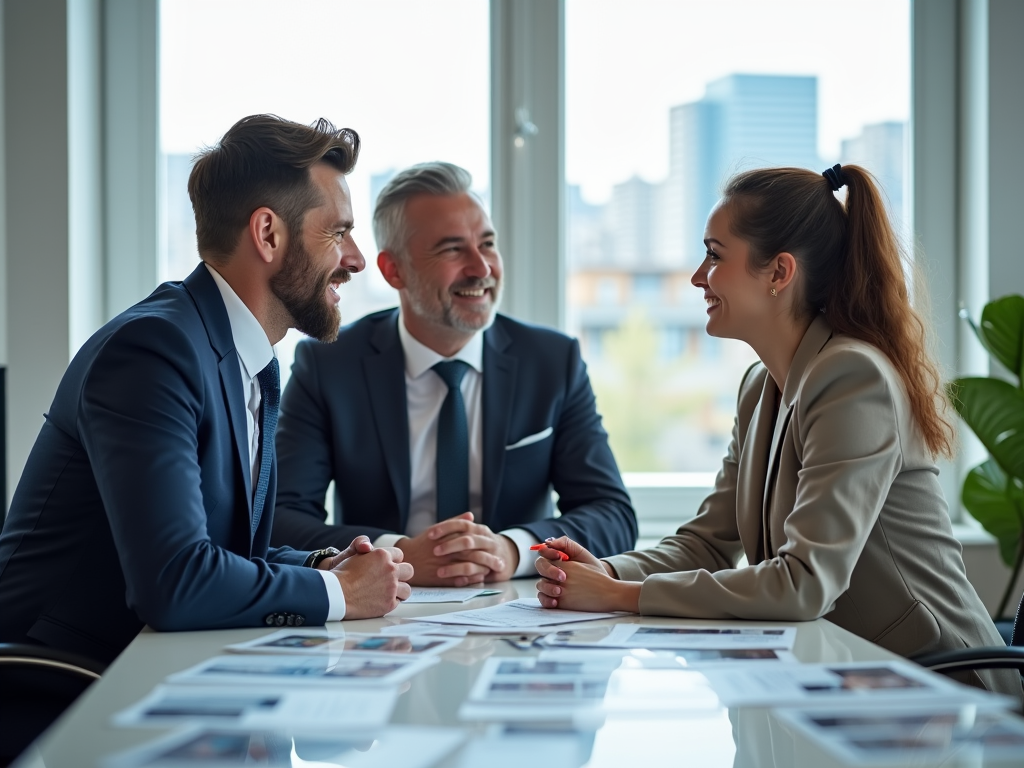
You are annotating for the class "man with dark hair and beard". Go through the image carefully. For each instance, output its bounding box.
[271,162,636,587]
[0,115,413,666]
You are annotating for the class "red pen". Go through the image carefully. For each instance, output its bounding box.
[530,543,569,561]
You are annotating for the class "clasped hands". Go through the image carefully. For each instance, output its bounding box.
[316,536,413,619]
[398,512,518,587]
[534,536,641,613]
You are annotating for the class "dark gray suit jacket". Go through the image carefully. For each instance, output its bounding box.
[271,309,636,557]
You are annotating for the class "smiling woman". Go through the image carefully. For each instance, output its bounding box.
[537,163,1023,704]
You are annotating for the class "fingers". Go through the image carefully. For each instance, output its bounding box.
[534,556,566,582]
[395,582,412,602]
[450,548,505,572]
[536,578,563,598]
[433,533,496,557]
[380,546,405,563]
[436,560,490,580]
[535,546,568,562]
[537,593,559,609]
[348,535,374,553]
[394,562,414,582]
[426,512,476,540]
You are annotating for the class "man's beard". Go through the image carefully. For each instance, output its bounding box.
[404,274,502,334]
[270,239,351,342]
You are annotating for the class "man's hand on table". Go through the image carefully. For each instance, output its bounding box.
[397,512,518,587]
[325,536,414,618]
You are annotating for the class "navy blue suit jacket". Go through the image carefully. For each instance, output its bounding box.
[271,309,636,558]
[0,264,328,663]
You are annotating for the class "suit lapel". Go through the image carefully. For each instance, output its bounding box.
[364,311,412,530]
[182,265,254,533]
[737,373,777,561]
[760,314,835,557]
[481,321,517,526]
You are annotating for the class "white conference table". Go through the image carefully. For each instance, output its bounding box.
[13,580,1020,768]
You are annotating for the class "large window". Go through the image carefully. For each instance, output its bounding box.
[565,0,910,472]
[160,0,490,387]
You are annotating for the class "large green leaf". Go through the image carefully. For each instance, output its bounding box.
[976,295,1024,383]
[962,458,1024,568]
[949,377,1024,480]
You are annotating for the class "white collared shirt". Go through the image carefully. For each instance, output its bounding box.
[205,264,345,618]
[374,312,538,578]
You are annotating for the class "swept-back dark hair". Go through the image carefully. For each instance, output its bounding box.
[188,114,360,261]
[723,165,953,458]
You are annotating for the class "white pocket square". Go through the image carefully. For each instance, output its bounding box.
[505,426,554,451]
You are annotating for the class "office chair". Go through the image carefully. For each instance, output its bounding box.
[0,643,107,767]
[911,593,1024,699]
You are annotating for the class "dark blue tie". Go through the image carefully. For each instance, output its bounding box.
[433,360,470,519]
[252,357,280,535]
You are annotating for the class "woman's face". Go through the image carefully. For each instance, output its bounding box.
[691,201,773,343]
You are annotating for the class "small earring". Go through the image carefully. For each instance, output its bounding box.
[770,288,777,297]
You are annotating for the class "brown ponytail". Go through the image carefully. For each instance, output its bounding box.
[723,165,954,458]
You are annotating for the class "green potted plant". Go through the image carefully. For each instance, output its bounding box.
[949,294,1024,622]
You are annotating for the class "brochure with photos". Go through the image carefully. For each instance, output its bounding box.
[774,704,1024,765]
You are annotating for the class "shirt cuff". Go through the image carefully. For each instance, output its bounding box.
[502,527,541,578]
[316,568,347,621]
[374,533,404,548]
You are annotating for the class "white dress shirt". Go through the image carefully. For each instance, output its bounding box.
[206,264,346,619]
[374,312,539,578]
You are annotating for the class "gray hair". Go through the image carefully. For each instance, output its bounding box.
[372,161,474,257]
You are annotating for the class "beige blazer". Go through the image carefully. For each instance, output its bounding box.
[605,315,1022,700]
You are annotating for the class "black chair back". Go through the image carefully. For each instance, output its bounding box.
[0,643,106,766]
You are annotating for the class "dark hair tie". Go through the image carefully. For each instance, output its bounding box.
[822,164,845,192]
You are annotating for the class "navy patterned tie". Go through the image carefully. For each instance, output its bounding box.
[252,357,280,535]
[432,360,471,519]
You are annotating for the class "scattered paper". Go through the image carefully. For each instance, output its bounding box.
[224,629,461,658]
[455,725,597,768]
[166,654,437,688]
[774,704,1024,766]
[538,647,798,666]
[541,624,796,651]
[112,685,397,731]
[378,622,470,638]
[459,654,723,721]
[701,661,1015,708]
[102,725,467,768]
[466,657,622,704]
[404,587,502,603]
[415,598,617,631]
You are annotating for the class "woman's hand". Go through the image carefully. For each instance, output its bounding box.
[533,536,641,613]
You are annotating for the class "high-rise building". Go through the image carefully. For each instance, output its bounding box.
[840,121,907,230]
[656,74,820,269]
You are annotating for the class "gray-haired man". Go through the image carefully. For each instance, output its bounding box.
[271,162,637,586]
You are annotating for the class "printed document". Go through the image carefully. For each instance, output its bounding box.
[415,598,617,631]
[166,654,436,688]
[224,629,461,658]
[542,624,797,651]
[103,725,467,768]
[404,587,501,603]
[701,660,1015,708]
[773,704,1024,765]
[112,685,397,731]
